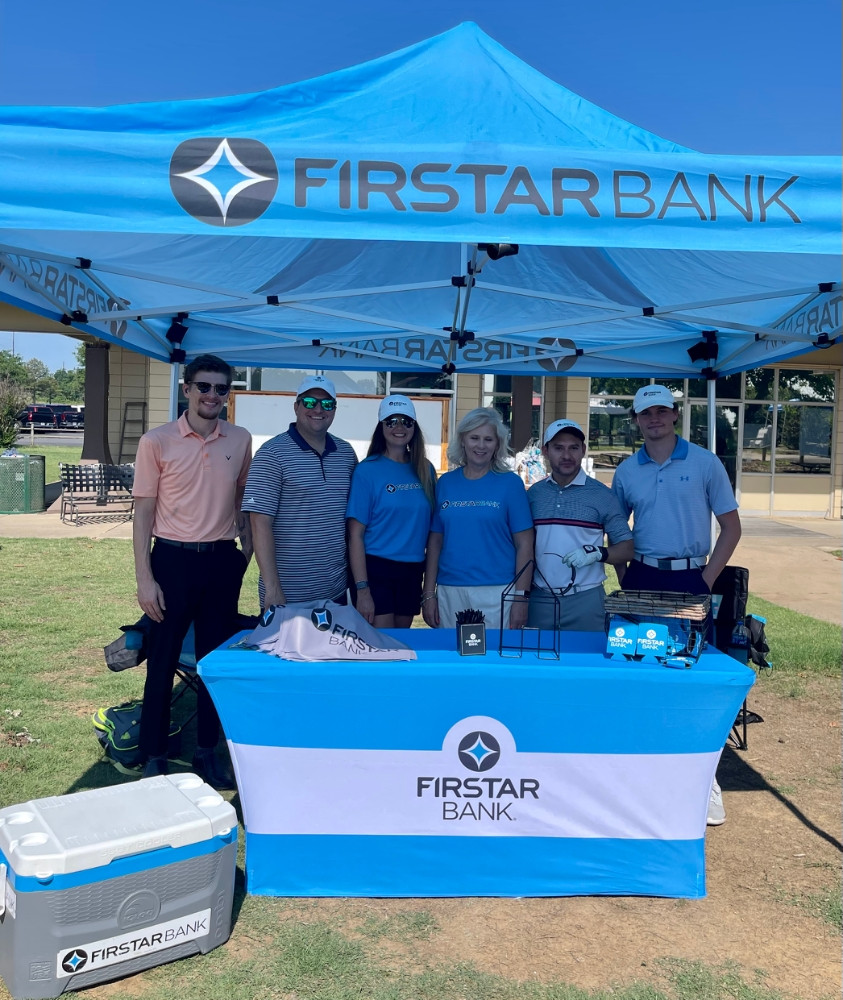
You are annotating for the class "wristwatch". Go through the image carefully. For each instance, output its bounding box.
[355,580,370,591]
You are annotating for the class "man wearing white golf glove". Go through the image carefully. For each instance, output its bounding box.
[561,544,607,569]
[528,420,634,631]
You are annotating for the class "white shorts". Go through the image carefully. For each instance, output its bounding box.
[436,584,512,631]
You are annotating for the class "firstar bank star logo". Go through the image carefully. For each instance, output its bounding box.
[170,138,278,227]
[537,337,578,372]
[61,949,88,974]
[311,607,333,631]
[457,730,501,772]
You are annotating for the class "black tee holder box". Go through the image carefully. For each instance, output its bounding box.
[457,622,486,655]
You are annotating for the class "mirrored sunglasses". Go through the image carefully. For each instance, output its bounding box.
[299,395,336,411]
[384,416,415,429]
[188,381,230,396]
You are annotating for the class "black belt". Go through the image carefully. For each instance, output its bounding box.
[155,537,235,552]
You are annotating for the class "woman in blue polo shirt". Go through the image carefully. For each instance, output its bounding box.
[347,395,436,627]
[422,407,534,631]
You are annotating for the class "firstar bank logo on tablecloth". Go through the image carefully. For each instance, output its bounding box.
[416,717,540,824]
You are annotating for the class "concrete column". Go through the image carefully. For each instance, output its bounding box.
[510,376,533,450]
[80,343,113,463]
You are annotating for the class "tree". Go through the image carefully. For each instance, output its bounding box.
[0,349,28,385]
[53,367,84,403]
[0,377,28,449]
[23,358,52,402]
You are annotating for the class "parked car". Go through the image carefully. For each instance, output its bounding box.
[16,405,58,431]
[48,404,84,429]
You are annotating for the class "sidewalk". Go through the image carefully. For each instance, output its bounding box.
[1,510,840,625]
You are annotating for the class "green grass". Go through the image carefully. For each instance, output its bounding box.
[79,930,798,1000]
[0,538,838,1000]
[773,883,843,933]
[744,595,841,677]
[12,441,83,482]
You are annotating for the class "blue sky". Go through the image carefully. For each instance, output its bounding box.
[1,0,839,370]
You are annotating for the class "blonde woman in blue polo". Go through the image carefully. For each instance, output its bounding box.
[422,407,534,631]
[347,395,436,628]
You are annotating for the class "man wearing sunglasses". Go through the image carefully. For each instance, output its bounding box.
[132,354,252,789]
[242,374,357,609]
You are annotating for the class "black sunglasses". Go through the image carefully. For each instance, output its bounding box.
[384,416,415,429]
[188,381,230,396]
[298,395,336,411]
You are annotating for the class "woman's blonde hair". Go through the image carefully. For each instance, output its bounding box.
[447,407,511,473]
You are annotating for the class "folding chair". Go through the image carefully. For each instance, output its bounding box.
[171,623,201,728]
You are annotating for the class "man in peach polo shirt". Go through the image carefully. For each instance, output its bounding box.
[132,354,252,789]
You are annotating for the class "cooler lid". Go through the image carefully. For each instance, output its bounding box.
[0,773,236,877]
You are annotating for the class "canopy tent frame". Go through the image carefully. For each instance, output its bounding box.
[0,22,838,390]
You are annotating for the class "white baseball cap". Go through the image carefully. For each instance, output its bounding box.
[632,384,676,413]
[378,395,416,421]
[296,374,337,399]
[543,419,585,445]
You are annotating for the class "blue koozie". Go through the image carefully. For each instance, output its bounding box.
[636,623,669,662]
[605,618,638,660]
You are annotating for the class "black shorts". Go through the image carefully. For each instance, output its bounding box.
[359,553,425,617]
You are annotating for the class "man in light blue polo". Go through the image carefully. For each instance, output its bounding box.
[611,384,741,827]
[611,384,741,596]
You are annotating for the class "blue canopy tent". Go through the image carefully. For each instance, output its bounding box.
[0,22,839,381]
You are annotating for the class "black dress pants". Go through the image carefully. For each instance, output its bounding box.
[139,540,247,759]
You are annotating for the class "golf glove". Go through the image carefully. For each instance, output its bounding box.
[562,544,603,569]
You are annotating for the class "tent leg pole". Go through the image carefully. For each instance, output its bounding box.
[708,378,717,555]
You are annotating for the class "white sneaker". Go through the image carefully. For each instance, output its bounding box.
[707,777,726,826]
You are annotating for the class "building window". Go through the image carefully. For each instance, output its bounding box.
[587,369,837,481]
[482,375,542,440]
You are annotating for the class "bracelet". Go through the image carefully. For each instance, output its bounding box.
[421,594,437,604]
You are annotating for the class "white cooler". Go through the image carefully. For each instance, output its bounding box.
[0,774,237,999]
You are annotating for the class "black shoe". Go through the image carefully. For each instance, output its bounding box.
[142,755,169,778]
[192,748,236,791]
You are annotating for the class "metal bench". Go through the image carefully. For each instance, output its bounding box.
[59,462,134,524]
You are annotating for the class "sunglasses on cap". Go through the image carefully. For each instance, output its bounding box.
[384,416,414,429]
[187,381,230,396]
[298,395,336,411]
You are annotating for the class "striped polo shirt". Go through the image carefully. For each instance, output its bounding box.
[528,469,633,591]
[242,424,358,603]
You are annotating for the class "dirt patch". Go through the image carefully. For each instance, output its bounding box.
[283,677,841,999]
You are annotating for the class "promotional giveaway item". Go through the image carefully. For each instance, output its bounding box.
[0,775,237,1000]
[604,591,711,667]
[232,601,417,661]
